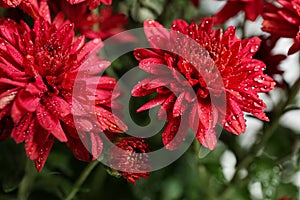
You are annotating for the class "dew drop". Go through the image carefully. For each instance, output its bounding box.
[171,125,177,132]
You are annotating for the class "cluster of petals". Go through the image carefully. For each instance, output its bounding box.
[0,2,126,171]
[0,0,112,19]
[262,0,300,54]
[48,0,128,40]
[254,36,286,88]
[109,137,151,184]
[213,0,263,25]
[132,18,275,150]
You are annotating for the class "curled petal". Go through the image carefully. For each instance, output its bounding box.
[0,89,18,110]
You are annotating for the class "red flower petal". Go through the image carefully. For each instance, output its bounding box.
[139,58,169,75]
[96,106,127,133]
[137,94,168,113]
[162,116,189,150]
[35,134,54,172]
[43,96,71,118]
[171,19,189,34]
[132,77,174,97]
[12,112,33,143]
[37,0,50,22]
[0,0,21,7]
[67,0,85,4]
[24,119,40,160]
[143,19,169,49]
[196,125,217,150]
[158,94,176,120]
[19,0,39,19]
[11,98,27,123]
[36,103,67,142]
[89,132,103,159]
[134,48,162,61]
[173,93,188,117]
[0,89,18,110]
[66,132,93,161]
[23,120,54,172]
[213,2,242,25]
[224,98,246,134]
[17,90,40,112]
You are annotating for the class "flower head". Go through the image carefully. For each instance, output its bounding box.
[82,6,128,40]
[254,36,286,88]
[108,137,151,184]
[262,0,300,54]
[213,0,263,25]
[0,6,126,171]
[47,1,128,40]
[132,18,275,150]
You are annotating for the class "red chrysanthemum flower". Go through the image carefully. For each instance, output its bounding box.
[108,137,151,184]
[262,0,300,54]
[0,0,39,18]
[132,18,275,150]
[82,6,128,40]
[66,0,111,10]
[213,0,263,25]
[47,1,128,40]
[254,36,286,88]
[0,5,126,171]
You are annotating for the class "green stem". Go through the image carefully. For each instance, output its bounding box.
[193,142,219,200]
[220,76,300,198]
[65,161,99,200]
[18,160,37,200]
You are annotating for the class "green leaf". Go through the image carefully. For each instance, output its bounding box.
[0,139,26,193]
[130,0,165,23]
[264,126,294,159]
[161,177,183,200]
[275,182,298,199]
[249,157,281,200]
